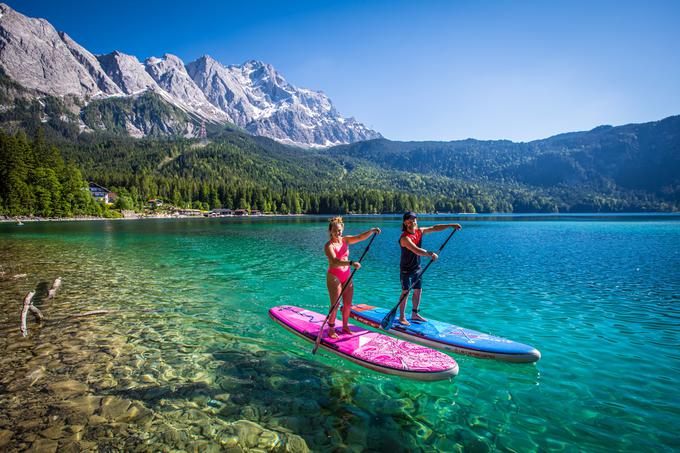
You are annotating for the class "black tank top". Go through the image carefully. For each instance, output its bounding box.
[400,229,422,273]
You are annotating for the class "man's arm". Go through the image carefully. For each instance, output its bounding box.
[400,236,438,260]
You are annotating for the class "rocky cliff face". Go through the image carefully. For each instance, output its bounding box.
[96,51,158,95]
[144,54,229,122]
[0,3,381,147]
[187,56,381,146]
[0,4,119,98]
[59,32,122,97]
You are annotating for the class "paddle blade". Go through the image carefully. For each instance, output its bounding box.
[312,331,323,354]
[379,310,396,330]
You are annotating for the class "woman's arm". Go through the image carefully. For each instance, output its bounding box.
[344,227,381,245]
[421,223,461,235]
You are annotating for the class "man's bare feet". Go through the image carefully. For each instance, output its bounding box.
[398,317,411,326]
[411,312,427,322]
[342,326,353,335]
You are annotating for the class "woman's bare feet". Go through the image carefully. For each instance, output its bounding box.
[398,317,411,326]
[327,324,339,339]
[342,326,353,335]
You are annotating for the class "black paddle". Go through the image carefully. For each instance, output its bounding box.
[312,232,377,354]
[380,227,458,329]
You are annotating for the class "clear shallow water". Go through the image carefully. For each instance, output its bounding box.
[0,215,679,451]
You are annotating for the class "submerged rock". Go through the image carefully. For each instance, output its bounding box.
[99,396,132,421]
[57,440,84,453]
[185,440,222,453]
[28,437,58,453]
[17,419,43,431]
[140,373,156,384]
[39,423,64,440]
[231,419,264,448]
[239,405,260,422]
[283,433,310,453]
[0,429,14,447]
[87,415,107,426]
[92,377,117,391]
[160,427,181,445]
[127,402,154,426]
[26,366,46,386]
[67,425,84,434]
[48,380,89,398]
[66,395,102,416]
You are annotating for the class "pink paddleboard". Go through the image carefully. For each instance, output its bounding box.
[269,305,459,381]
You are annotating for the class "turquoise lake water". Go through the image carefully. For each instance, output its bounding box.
[0,214,679,451]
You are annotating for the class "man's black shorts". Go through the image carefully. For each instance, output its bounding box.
[400,269,422,290]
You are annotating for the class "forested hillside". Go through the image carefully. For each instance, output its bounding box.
[1,69,678,217]
[330,115,680,212]
[0,130,112,217]
[53,132,479,214]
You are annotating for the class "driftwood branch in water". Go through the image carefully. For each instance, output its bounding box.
[29,304,43,322]
[17,274,136,336]
[20,291,36,337]
[72,309,115,318]
[19,277,61,336]
[47,277,62,299]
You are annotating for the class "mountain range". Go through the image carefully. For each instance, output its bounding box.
[0,3,380,147]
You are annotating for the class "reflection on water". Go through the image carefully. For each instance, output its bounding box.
[0,215,679,451]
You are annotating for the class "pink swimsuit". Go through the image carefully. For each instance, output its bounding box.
[328,239,351,284]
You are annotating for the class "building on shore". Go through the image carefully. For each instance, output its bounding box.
[88,183,117,204]
[177,209,202,216]
[210,209,234,217]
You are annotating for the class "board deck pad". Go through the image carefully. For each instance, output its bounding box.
[350,304,541,363]
[269,305,459,380]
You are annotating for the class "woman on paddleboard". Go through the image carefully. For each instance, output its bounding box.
[325,217,381,339]
[398,211,461,325]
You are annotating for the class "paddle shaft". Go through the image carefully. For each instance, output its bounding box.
[312,232,377,354]
[380,228,458,329]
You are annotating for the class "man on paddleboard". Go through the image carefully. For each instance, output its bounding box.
[398,211,461,325]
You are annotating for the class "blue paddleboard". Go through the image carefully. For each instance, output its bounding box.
[350,304,541,363]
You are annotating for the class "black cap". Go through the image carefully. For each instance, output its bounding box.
[403,211,417,221]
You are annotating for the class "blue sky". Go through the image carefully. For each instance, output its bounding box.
[7,0,680,142]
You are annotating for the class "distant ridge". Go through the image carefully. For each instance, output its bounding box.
[329,115,680,211]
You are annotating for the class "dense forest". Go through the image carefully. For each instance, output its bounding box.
[1,66,678,217]
[0,130,115,217]
[0,129,473,216]
[54,132,477,214]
